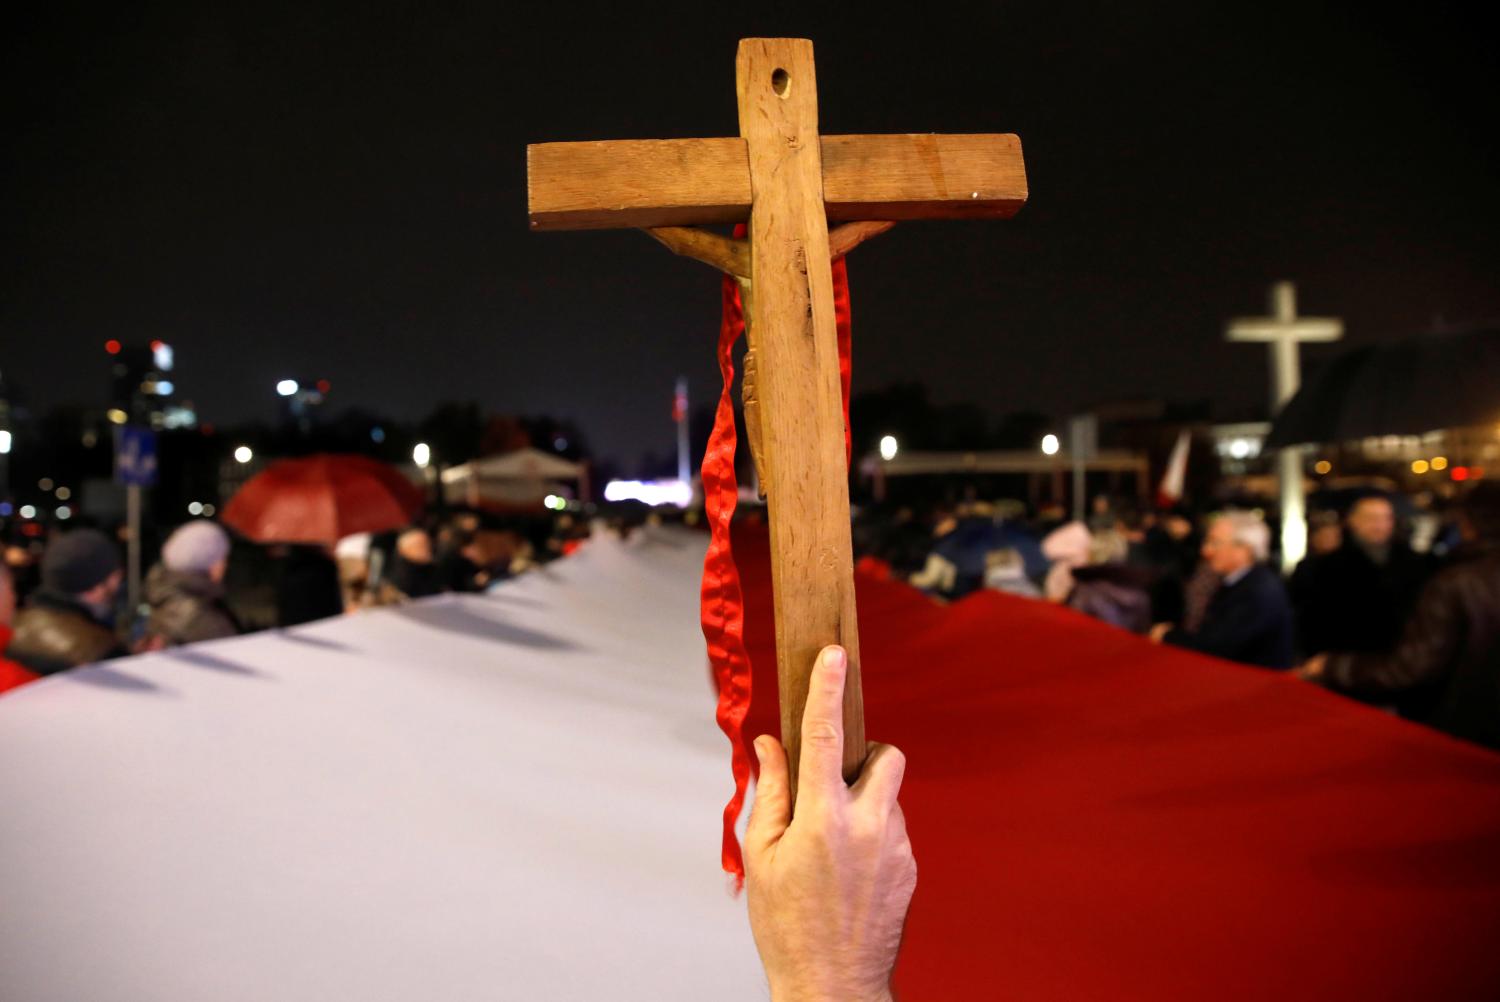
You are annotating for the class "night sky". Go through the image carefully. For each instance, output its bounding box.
[4,3,1496,463]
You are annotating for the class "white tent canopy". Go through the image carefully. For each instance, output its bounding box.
[0,529,764,1001]
[440,447,587,507]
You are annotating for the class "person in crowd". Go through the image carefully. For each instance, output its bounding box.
[1304,511,1344,559]
[746,645,915,1002]
[436,523,487,593]
[334,533,373,611]
[1149,511,1295,669]
[5,528,127,675]
[1300,482,1500,749]
[143,520,241,647]
[273,543,344,627]
[385,527,444,600]
[1,563,40,694]
[1290,493,1429,657]
[985,547,1041,598]
[1136,505,1200,626]
[1042,521,1152,632]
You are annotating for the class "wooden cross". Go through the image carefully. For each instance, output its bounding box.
[528,38,1027,794]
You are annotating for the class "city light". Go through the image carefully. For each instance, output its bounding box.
[276,379,300,397]
[152,341,174,371]
[0,503,10,517]
[413,442,431,468]
[879,435,899,461]
[603,478,693,508]
[1314,460,1332,475]
[1411,459,1430,475]
[202,504,216,517]
[105,339,121,355]
[0,429,10,454]
[107,408,127,425]
[188,502,204,516]
[543,494,569,511]
[316,379,331,394]
[19,505,37,519]
[55,487,71,501]
[1452,466,1470,482]
[38,478,53,492]
[234,446,254,464]
[1431,456,1448,471]
[1041,433,1060,456]
[55,506,72,520]
[155,380,175,396]
[370,426,386,443]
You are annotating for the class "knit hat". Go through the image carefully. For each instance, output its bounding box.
[162,520,232,575]
[41,529,123,595]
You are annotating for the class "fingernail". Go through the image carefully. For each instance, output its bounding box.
[823,646,846,671]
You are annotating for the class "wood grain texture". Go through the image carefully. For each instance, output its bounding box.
[642,226,750,279]
[527,133,1026,230]
[736,38,866,797]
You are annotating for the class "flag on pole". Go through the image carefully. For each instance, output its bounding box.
[1157,429,1191,508]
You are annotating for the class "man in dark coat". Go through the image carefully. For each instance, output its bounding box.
[1301,482,1500,749]
[5,529,127,675]
[1291,493,1430,656]
[1150,511,1295,669]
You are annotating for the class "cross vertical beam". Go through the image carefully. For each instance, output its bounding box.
[736,39,864,791]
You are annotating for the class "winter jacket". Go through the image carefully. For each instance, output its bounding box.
[1290,539,1431,656]
[1323,546,1500,750]
[5,590,125,676]
[144,564,240,647]
[1164,564,1296,669]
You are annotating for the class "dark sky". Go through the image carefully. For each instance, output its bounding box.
[4,2,1497,462]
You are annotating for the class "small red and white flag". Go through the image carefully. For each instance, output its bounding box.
[1157,430,1191,508]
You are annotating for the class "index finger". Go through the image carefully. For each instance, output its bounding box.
[797,645,849,805]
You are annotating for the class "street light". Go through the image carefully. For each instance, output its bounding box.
[1041,433,1060,456]
[413,442,431,468]
[879,435,899,461]
[234,446,254,464]
[276,379,299,397]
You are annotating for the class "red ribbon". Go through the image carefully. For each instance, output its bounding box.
[702,232,852,889]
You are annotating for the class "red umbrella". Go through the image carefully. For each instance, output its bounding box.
[223,454,425,546]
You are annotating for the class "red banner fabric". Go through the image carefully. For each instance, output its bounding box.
[729,523,1500,999]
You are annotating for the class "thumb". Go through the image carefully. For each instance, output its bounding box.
[745,735,791,856]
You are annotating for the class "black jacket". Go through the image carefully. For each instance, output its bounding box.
[1323,545,1500,750]
[1290,540,1430,656]
[4,589,126,675]
[1165,564,1296,669]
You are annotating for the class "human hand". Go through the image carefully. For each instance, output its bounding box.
[1148,622,1173,644]
[745,646,916,1002]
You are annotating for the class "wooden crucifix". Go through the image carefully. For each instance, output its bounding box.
[528,38,1027,795]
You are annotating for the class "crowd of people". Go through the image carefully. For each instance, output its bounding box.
[0,506,600,694]
[858,483,1500,750]
[5,484,1497,750]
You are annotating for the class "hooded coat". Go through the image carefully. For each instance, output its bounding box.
[144,565,240,646]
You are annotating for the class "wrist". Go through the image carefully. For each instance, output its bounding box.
[769,979,894,1002]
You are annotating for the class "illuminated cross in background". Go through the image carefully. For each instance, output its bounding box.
[1226,281,1343,572]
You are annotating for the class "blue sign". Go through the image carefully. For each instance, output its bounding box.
[116,426,158,487]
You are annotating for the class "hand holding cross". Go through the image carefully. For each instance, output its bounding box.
[528,38,1027,797]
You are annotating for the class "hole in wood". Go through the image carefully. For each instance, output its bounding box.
[771,68,790,98]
